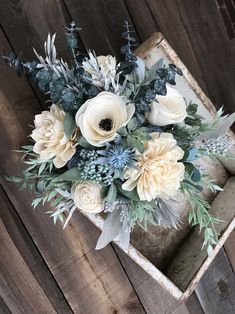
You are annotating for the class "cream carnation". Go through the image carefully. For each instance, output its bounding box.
[75,91,135,147]
[31,104,77,168]
[71,182,103,213]
[146,86,187,126]
[122,132,185,201]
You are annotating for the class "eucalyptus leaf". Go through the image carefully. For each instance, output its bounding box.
[57,167,81,181]
[104,183,117,203]
[64,112,77,139]
[148,58,165,79]
[184,162,196,176]
[134,57,145,81]
[115,180,140,201]
[77,135,95,149]
[127,117,138,131]
[49,78,65,103]
[191,168,201,182]
[186,147,199,161]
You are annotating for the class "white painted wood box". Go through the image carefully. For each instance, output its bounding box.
[84,33,235,301]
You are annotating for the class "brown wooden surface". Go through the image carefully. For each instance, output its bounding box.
[0,0,235,313]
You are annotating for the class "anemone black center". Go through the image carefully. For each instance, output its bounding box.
[99,118,113,131]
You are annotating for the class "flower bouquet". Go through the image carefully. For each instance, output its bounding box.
[5,22,235,254]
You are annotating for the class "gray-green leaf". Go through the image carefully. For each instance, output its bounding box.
[57,167,81,181]
[95,208,122,250]
[104,183,117,203]
[64,112,77,139]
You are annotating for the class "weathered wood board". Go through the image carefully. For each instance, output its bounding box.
[0,27,144,314]
[0,219,57,313]
[0,1,234,312]
[84,33,235,301]
[195,249,235,314]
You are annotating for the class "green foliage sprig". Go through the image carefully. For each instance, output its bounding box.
[181,176,222,255]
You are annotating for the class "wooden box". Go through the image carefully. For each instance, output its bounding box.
[84,33,235,301]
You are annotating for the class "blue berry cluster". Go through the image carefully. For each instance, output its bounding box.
[69,149,113,186]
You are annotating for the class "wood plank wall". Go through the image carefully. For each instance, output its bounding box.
[0,1,234,313]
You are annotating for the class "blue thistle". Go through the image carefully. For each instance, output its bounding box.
[96,144,136,177]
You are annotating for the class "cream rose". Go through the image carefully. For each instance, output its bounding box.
[31,104,77,168]
[146,86,187,126]
[122,132,185,201]
[75,92,135,147]
[71,182,103,213]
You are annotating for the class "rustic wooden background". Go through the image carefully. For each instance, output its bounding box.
[0,1,235,313]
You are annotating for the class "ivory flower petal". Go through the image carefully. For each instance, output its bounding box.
[75,91,135,147]
[122,132,185,201]
[147,86,187,126]
[71,182,103,213]
[31,104,77,168]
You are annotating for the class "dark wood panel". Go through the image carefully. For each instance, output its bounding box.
[175,0,235,115]
[186,293,205,314]
[63,0,139,57]
[224,230,235,271]
[0,0,71,105]
[124,0,159,41]
[0,219,56,313]
[145,0,235,127]
[195,249,235,314]
[0,0,68,59]
[0,185,73,314]
[0,26,144,314]
[0,296,11,314]
[114,246,189,314]
[145,0,206,93]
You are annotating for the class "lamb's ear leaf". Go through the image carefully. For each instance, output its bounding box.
[64,112,77,139]
[95,208,122,250]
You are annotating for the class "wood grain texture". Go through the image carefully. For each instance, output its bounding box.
[0,219,57,313]
[133,0,235,130]
[175,0,235,115]
[0,27,144,314]
[114,246,189,314]
[124,0,159,41]
[0,0,68,59]
[0,296,11,314]
[185,293,204,314]
[0,0,71,105]
[145,0,206,92]
[195,249,235,314]
[0,2,234,312]
[166,177,235,291]
[63,0,139,57]
[224,230,235,271]
[0,185,73,314]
